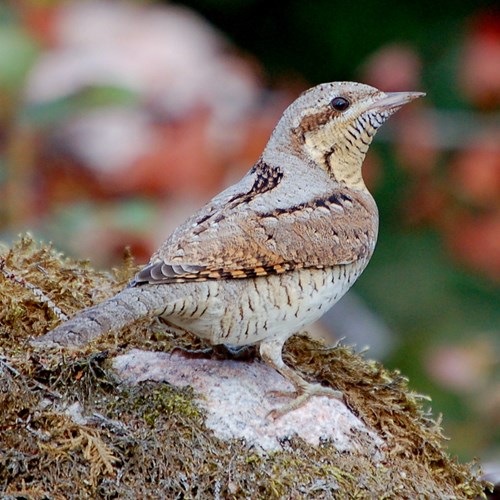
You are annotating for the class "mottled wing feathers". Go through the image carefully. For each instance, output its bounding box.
[132,167,378,286]
[137,262,207,282]
[134,261,293,284]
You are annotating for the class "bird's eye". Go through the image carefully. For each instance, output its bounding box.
[330,96,350,112]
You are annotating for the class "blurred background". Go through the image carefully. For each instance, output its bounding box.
[0,0,499,468]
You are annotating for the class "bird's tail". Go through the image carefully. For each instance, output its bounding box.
[32,285,168,347]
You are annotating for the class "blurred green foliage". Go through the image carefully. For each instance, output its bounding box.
[176,0,497,81]
[22,85,140,126]
[0,1,38,86]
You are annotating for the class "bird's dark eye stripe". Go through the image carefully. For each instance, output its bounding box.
[330,96,350,112]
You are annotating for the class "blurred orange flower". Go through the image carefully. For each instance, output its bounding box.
[443,208,500,280]
[449,130,500,207]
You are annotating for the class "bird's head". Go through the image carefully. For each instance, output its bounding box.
[265,81,425,189]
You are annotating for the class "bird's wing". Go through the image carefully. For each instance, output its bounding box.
[133,163,377,285]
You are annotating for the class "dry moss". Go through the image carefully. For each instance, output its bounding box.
[0,235,489,498]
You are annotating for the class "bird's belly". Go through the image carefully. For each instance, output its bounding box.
[161,262,367,347]
[163,262,365,346]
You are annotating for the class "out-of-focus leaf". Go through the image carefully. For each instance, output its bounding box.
[21,85,140,126]
[0,25,38,91]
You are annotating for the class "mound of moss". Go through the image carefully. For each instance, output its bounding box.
[0,235,489,498]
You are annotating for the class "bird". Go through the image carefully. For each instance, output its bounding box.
[35,81,424,419]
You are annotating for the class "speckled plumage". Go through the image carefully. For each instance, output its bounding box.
[35,82,424,418]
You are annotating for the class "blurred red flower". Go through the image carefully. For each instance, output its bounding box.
[459,11,500,109]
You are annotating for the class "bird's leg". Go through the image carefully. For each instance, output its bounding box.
[259,337,343,420]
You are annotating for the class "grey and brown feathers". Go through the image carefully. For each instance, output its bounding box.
[35,81,425,418]
[133,82,423,287]
[133,180,378,285]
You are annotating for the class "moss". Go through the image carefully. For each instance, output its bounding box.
[117,382,203,426]
[0,235,490,498]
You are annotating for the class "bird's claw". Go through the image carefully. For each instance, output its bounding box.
[267,383,343,420]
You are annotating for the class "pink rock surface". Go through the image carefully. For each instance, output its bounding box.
[113,349,384,453]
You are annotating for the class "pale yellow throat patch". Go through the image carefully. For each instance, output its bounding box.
[303,120,370,191]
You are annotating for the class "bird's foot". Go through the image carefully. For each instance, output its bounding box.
[267,383,343,420]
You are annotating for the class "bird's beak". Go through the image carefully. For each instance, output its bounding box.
[369,91,426,113]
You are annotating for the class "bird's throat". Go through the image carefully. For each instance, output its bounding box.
[303,124,368,190]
